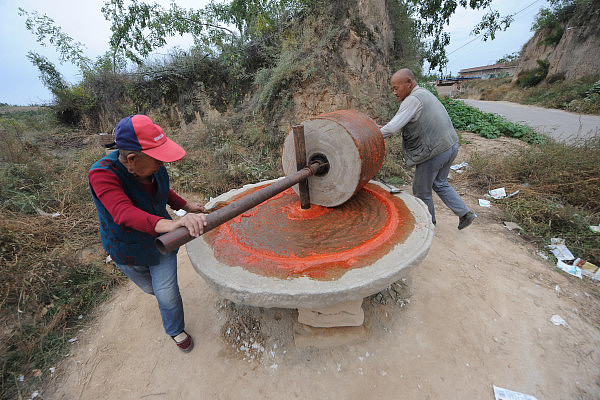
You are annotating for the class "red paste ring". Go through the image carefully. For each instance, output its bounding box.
[204,183,415,280]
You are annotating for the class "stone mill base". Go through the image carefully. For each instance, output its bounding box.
[294,299,367,348]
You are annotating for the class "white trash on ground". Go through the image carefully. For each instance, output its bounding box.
[450,161,468,172]
[547,238,575,261]
[489,187,507,199]
[479,199,492,208]
[574,258,600,281]
[550,314,569,328]
[556,260,582,279]
[493,385,538,400]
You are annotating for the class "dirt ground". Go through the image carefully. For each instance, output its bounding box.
[43,133,600,400]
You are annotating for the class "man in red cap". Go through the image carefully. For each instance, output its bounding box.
[89,115,207,353]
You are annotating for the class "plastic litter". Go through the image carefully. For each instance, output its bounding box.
[550,314,569,328]
[574,258,600,281]
[547,238,574,261]
[556,260,582,279]
[489,187,507,199]
[478,199,492,207]
[493,385,537,400]
[589,225,600,233]
[450,161,468,172]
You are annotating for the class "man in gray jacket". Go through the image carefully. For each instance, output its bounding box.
[380,68,476,229]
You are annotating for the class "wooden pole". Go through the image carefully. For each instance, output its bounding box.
[292,124,311,209]
[155,160,327,255]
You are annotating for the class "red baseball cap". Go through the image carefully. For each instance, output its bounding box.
[114,115,186,162]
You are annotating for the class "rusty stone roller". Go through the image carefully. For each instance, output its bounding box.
[281,109,385,207]
[156,109,384,254]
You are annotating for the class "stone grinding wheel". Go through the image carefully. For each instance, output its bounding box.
[186,180,435,309]
[281,110,385,207]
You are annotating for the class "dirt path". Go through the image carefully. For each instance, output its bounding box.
[43,134,600,400]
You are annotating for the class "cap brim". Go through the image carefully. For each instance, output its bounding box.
[141,138,186,162]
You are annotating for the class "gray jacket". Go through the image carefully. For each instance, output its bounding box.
[402,87,458,167]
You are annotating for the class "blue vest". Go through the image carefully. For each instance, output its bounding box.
[89,150,172,266]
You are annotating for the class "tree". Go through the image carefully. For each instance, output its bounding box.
[25,52,67,95]
[406,0,513,71]
[101,0,237,66]
[496,52,519,64]
[18,8,92,72]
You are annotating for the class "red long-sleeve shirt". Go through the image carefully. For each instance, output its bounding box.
[89,169,187,235]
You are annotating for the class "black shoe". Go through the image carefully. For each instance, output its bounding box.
[458,211,476,230]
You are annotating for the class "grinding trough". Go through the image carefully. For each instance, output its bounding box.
[186,180,434,310]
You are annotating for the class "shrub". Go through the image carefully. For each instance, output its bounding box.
[0,111,121,399]
[546,72,566,84]
[539,24,564,47]
[516,59,549,88]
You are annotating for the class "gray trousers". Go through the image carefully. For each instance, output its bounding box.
[412,143,469,223]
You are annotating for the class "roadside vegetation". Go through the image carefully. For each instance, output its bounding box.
[459,75,600,115]
[0,109,122,399]
[440,97,545,144]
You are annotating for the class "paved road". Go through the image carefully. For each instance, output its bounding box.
[460,99,600,143]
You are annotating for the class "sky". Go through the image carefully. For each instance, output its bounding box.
[0,0,549,105]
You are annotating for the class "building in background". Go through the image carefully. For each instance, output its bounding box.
[458,63,517,79]
[433,77,478,98]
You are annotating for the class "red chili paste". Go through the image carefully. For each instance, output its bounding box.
[204,183,415,280]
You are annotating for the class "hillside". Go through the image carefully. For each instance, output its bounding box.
[514,0,600,81]
[457,0,600,115]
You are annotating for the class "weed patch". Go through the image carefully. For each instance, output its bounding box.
[516,59,549,88]
[463,139,600,264]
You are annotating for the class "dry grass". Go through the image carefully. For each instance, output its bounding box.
[461,138,600,264]
[0,109,122,399]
